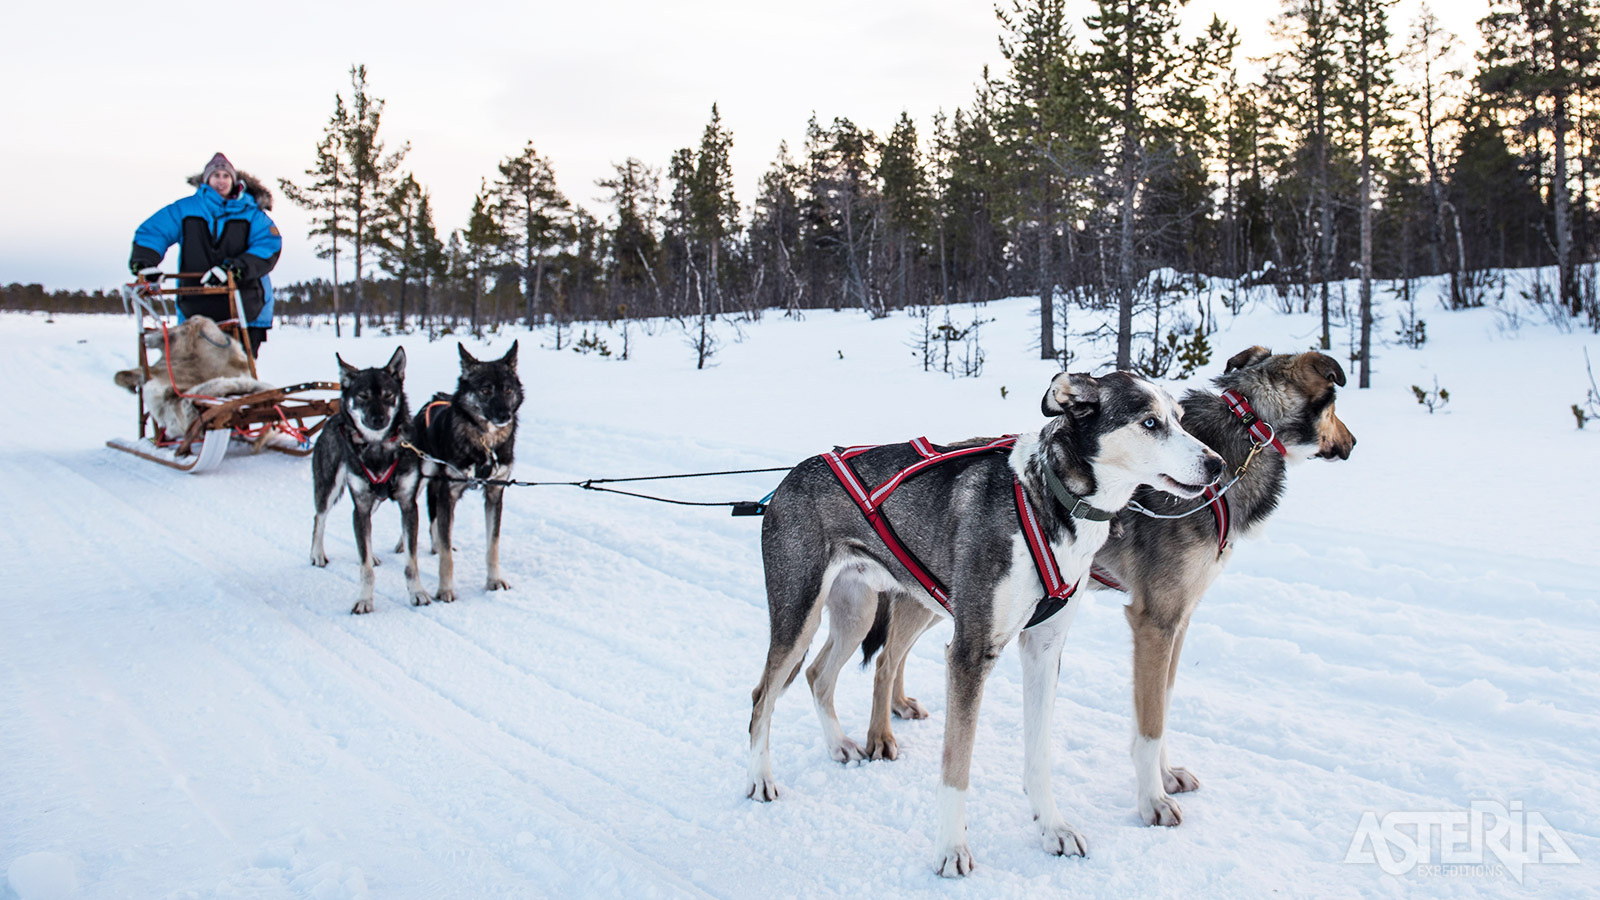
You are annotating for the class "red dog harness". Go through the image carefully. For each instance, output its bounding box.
[822,436,1080,629]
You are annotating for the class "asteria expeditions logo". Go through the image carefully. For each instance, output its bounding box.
[1344,801,1581,884]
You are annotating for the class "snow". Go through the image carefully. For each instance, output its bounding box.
[2,274,1597,898]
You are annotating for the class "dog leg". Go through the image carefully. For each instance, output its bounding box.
[351,495,378,615]
[1128,603,1183,826]
[310,468,343,568]
[866,599,937,761]
[1018,611,1087,858]
[891,606,939,720]
[1161,620,1200,794]
[402,494,431,607]
[933,628,1000,877]
[805,567,878,764]
[433,481,458,603]
[747,600,825,802]
[483,484,510,591]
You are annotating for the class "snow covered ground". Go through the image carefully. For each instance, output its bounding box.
[2,275,1597,899]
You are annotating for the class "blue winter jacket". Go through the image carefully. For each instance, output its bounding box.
[131,182,281,328]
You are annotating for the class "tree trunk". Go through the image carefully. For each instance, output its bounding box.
[1039,168,1056,361]
[1554,90,1578,314]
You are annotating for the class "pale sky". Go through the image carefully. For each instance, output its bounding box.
[1,0,1485,292]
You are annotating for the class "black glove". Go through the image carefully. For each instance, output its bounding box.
[220,257,248,278]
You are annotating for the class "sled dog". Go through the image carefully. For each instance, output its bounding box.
[863,347,1357,835]
[745,371,1224,877]
[310,347,429,615]
[411,342,523,604]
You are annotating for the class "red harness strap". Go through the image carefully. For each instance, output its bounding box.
[422,399,452,428]
[822,436,1079,626]
[1204,390,1287,554]
[362,457,400,485]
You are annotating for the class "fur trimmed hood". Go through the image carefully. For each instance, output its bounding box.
[185,170,273,211]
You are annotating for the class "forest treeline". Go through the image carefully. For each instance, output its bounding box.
[13,0,1600,379]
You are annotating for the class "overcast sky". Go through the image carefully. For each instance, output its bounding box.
[1,0,1484,292]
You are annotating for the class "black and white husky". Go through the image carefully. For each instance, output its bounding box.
[310,347,430,615]
[745,371,1224,877]
[411,342,524,604]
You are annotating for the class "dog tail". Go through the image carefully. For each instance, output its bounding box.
[859,594,891,667]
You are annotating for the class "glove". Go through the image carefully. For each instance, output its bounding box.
[220,257,248,278]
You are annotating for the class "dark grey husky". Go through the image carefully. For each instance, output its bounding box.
[310,347,430,615]
[411,342,523,604]
[745,371,1224,878]
[863,347,1358,836]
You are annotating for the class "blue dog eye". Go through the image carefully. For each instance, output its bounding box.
[1143,418,1158,429]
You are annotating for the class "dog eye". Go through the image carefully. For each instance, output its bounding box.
[1142,417,1158,430]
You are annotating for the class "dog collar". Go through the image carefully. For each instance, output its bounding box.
[1220,390,1288,457]
[1040,464,1116,522]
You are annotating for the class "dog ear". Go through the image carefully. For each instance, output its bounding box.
[1299,351,1346,387]
[385,346,407,381]
[1224,346,1272,373]
[458,342,480,369]
[1042,372,1099,419]
[500,340,518,369]
[336,353,358,387]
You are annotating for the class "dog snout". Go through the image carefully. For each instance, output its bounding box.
[1202,451,1225,483]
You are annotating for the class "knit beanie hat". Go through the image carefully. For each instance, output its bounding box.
[201,152,237,185]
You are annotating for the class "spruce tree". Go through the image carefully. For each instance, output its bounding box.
[1336,0,1398,388]
[463,182,506,337]
[876,112,930,312]
[341,64,408,337]
[497,142,570,326]
[1478,0,1600,315]
[279,100,350,337]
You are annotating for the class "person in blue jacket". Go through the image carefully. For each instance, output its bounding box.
[129,153,281,356]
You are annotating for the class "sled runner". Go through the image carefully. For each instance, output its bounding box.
[106,271,339,473]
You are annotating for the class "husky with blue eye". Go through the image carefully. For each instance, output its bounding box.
[744,370,1224,878]
[411,342,524,605]
[310,347,429,615]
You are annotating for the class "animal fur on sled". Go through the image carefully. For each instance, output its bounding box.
[112,315,273,439]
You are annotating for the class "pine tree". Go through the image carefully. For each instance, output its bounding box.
[750,142,804,313]
[1478,0,1600,315]
[339,64,408,337]
[876,112,930,312]
[1336,0,1399,388]
[496,142,570,326]
[379,173,422,330]
[1405,5,1469,308]
[1266,0,1346,349]
[598,158,663,314]
[279,99,350,337]
[995,0,1093,360]
[462,182,506,337]
[690,104,739,316]
[1086,0,1234,369]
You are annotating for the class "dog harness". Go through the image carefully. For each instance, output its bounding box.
[339,420,403,485]
[1090,389,1290,592]
[821,436,1087,630]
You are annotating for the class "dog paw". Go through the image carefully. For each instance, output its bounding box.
[485,576,511,592]
[828,737,866,764]
[392,539,404,554]
[866,731,899,761]
[746,777,780,802]
[1139,792,1184,827]
[311,551,329,568]
[411,590,432,607]
[436,589,456,604]
[934,843,975,878]
[370,556,381,567]
[351,599,374,615]
[892,696,930,720]
[1039,820,1088,857]
[1164,766,1200,794]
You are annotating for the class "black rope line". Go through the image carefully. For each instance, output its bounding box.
[424,464,792,514]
